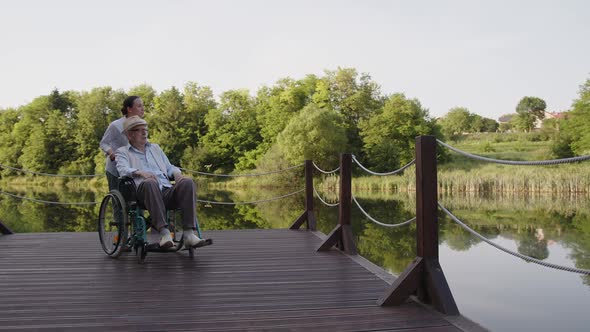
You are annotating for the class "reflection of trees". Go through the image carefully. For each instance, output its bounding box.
[439,214,501,251]
[198,204,260,230]
[0,190,100,232]
[440,222,480,251]
[358,223,416,274]
[0,198,40,232]
[253,194,304,229]
[348,197,416,275]
[196,188,306,230]
[315,202,339,235]
[440,192,590,216]
[562,213,590,286]
[517,232,549,260]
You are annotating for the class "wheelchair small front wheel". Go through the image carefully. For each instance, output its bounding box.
[98,190,128,257]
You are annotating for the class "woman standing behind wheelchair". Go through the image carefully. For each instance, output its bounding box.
[100,96,145,190]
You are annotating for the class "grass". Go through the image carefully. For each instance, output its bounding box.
[346,133,590,194]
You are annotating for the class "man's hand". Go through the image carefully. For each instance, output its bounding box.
[173,171,184,182]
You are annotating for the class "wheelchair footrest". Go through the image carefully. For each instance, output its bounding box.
[146,238,212,252]
[146,242,178,253]
[182,238,213,250]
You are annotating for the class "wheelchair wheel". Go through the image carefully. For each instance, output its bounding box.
[98,190,128,257]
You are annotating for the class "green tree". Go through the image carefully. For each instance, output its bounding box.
[73,87,125,174]
[195,90,261,172]
[0,108,21,174]
[277,103,348,169]
[180,83,218,169]
[563,78,590,155]
[438,107,471,138]
[128,84,157,114]
[46,110,76,172]
[48,88,76,118]
[359,93,441,172]
[12,96,54,172]
[252,76,317,165]
[515,96,547,132]
[481,117,499,132]
[148,86,185,164]
[312,68,383,155]
[182,83,217,144]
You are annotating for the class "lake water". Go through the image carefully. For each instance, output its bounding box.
[1,185,589,332]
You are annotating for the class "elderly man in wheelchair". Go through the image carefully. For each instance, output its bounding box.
[98,116,210,263]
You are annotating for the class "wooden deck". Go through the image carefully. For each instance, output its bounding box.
[0,229,482,331]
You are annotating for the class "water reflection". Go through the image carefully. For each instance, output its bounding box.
[1,187,589,285]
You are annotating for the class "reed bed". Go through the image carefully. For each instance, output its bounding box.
[311,161,590,195]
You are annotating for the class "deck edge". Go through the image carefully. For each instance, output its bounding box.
[307,229,490,332]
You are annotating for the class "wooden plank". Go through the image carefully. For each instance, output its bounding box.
[0,230,468,331]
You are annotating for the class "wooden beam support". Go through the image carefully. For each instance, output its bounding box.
[317,154,357,255]
[0,219,13,235]
[378,136,458,315]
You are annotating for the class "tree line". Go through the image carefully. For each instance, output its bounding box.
[0,68,588,177]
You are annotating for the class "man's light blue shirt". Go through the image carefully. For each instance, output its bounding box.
[116,142,180,190]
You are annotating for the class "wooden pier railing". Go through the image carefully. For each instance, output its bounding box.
[290,160,317,231]
[317,153,357,255]
[292,135,459,315]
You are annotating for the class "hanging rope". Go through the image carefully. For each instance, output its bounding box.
[352,195,416,227]
[313,186,339,207]
[437,139,590,165]
[352,155,415,176]
[0,163,103,178]
[0,190,100,205]
[196,188,304,205]
[181,163,304,177]
[439,202,590,275]
[312,162,340,174]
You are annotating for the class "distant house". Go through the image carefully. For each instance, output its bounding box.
[498,114,514,124]
[534,111,568,129]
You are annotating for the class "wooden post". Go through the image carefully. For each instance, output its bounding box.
[0,219,13,235]
[317,154,357,255]
[377,136,458,315]
[290,160,317,231]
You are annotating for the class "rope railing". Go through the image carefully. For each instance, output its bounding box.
[352,195,416,228]
[437,139,590,165]
[196,188,304,205]
[313,186,339,207]
[0,190,100,205]
[181,163,304,177]
[1,186,304,206]
[439,202,590,275]
[0,163,103,178]
[352,155,415,176]
[312,161,340,174]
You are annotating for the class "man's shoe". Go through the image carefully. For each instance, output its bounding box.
[159,233,174,248]
[184,231,205,248]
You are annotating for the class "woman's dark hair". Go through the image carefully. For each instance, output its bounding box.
[121,96,140,116]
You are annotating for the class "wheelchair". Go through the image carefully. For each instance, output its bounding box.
[98,177,212,263]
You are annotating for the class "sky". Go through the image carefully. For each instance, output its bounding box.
[1,0,588,120]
